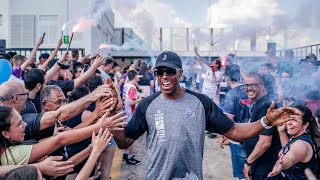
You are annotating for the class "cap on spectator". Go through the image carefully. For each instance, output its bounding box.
[7,52,17,59]
[0,53,11,61]
[155,51,182,69]
[47,59,70,70]
[39,53,50,60]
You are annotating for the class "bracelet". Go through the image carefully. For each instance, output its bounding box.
[260,116,273,129]
[245,159,252,166]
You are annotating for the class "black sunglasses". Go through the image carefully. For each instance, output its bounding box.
[154,68,177,77]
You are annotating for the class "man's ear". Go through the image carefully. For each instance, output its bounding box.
[178,70,183,78]
[12,96,18,104]
[42,101,47,111]
[36,83,42,91]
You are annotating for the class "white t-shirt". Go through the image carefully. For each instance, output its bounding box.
[201,65,221,101]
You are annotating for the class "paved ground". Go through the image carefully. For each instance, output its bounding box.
[111,134,234,180]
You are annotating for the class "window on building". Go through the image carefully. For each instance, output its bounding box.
[39,15,58,45]
[11,15,35,48]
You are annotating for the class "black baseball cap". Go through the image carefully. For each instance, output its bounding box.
[39,53,50,60]
[47,59,70,69]
[7,52,17,59]
[155,51,182,69]
[0,53,11,61]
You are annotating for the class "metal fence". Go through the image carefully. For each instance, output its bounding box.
[277,44,320,60]
[5,48,85,60]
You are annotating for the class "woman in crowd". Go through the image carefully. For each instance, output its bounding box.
[138,62,154,97]
[0,105,126,166]
[268,105,319,179]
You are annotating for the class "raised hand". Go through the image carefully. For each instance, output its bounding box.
[58,52,69,64]
[92,55,106,67]
[89,84,113,102]
[105,76,119,115]
[93,97,115,119]
[194,46,198,52]
[91,127,113,155]
[277,123,286,133]
[265,101,301,126]
[40,156,74,176]
[97,111,127,130]
[36,36,44,47]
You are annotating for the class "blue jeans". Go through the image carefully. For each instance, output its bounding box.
[230,143,246,179]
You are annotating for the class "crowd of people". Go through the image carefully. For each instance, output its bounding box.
[0,34,319,180]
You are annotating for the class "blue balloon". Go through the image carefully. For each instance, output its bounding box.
[0,59,12,84]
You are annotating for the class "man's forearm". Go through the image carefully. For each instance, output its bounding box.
[279,132,289,147]
[57,95,94,121]
[74,64,98,87]
[69,147,91,166]
[22,43,40,70]
[39,43,60,72]
[75,150,100,180]
[246,135,272,163]
[73,115,98,129]
[111,129,134,149]
[224,121,265,142]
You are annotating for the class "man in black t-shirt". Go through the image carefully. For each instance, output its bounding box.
[24,68,46,114]
[242,72,281,180]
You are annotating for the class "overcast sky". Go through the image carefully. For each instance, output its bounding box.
[105,0,320,51]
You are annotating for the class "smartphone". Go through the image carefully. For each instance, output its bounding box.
[42,33,46,39]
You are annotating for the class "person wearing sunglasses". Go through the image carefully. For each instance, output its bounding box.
[110,51,300,180]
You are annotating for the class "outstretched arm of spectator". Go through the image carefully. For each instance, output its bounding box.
[40,85,112,130]
[34,156,74,177]
[74,56,106,88]
[268,140,310,177]
[194,47,208,70]
[68,146,92,166]
[76,127,113,180]
[0,156,74,178]
[38,38,62,72]
[29,112,126,163]
[73,98,114,129]
[45,52,67,83]
[21,37,44,71]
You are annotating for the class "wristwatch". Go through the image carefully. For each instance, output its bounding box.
[260,116,273,129]
[56,62,64,67]
[245,159,252,166]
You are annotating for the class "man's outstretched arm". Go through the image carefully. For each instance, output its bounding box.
[224,102,300,142]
